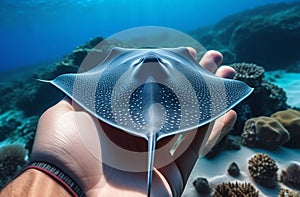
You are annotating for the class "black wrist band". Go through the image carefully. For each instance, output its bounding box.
[26,161,85,197]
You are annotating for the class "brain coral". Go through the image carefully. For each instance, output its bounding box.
[231,62,265,87]
[248,153,278,188]
[213,182,258,197]
[280,163,300,190]
[271,109,300,148]
[241,116,290,149]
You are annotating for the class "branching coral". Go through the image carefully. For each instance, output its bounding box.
[248,153,278,188]
[278,188,300,197]
[213,182,258,197]
[280,163,300,190]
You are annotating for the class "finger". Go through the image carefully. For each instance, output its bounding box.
[215,65,236,79]
[157,159,183,197]
[173,109,237,185]
[199,110,237,156]
[59,96,87,112]
[41,97,74,117]
[186,47,197,59]
[173,125,209,184]
[199,50,223,74]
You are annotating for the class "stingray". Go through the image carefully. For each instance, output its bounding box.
[40,47,253,196]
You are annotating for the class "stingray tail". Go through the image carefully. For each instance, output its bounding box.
[36,79,52,83]
[147,133,158,197]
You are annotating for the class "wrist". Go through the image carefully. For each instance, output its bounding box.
[24,161,85,197]
[1,168,72,197]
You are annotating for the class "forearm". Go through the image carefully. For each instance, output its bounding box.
[0,169,71,197]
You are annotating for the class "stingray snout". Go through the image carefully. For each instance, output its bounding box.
[143,53,164,64]
[132,53,170,82]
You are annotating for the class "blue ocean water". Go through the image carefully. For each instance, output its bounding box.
[0,1,299,194]
[0,0,298,71]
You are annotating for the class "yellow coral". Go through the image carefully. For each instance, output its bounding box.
[242,116,290,149]
[272,109,300,148]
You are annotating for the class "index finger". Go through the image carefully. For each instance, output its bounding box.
[199,50,223,74]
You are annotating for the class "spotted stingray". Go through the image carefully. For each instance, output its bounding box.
[41,47,253,196]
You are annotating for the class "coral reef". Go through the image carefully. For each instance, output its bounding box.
[0,144,27,188]
[213,182,258,197]
[192,2,300,71]
[241,116,290,149]
[0,110,38,153]
[272,109,300,148]
[0,36,134,189]
[57,37,105,71]
[230,62,288,134]
[0,66,67,118]
[193,4,300,140]
[193,177,211,194]
[0,35,135,115]
[230,6,300,71]
[248,153,278,188]
[57,36,134,72]
[0,110,22,142]
[278,188,300,197]
[228,162,240,177]
[0,37,126,117]
[280,163,300,190]
[0,36,126,150]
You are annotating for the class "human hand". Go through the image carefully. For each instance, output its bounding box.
[30,48,237,197]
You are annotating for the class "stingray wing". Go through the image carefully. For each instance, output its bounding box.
[47,47,253,138]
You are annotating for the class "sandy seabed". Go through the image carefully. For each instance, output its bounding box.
[265,70,300,108]
[182,70,300,196]
[182,146,300,196]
